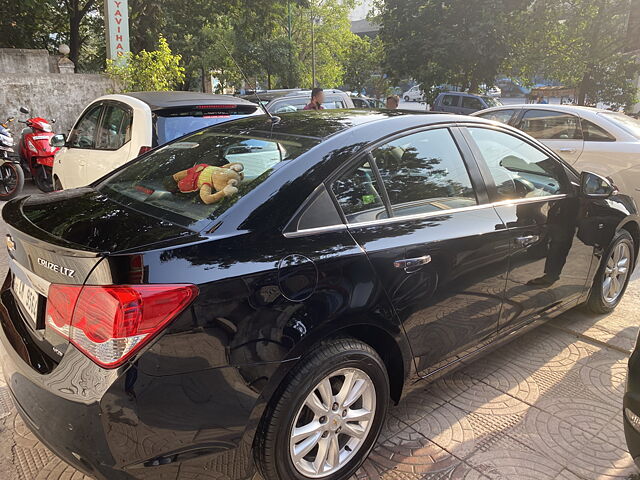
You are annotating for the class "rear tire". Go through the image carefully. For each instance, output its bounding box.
[53,176,63,191]
[255,337,390,480]
[585,229,634,314]
[0,161,24,201]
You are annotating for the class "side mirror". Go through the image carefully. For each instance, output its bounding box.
[19,107,29,114]
[50,133,66,148]
[581,171,617,198]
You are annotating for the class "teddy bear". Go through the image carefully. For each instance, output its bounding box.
[168,162,245,204]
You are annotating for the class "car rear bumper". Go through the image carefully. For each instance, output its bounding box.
[0,277,259,480]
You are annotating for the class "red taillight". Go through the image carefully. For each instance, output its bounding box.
[138,146,152,156]
[45,284,198,368]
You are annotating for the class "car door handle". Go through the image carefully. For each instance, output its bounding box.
[394,255,432,270]
[515,235,540,247]
[558,147,576,153]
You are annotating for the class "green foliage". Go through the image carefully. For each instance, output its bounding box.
[506,0,639,107]
[375,0,531,93]
[106,36,185,92]
[343,35,384,93]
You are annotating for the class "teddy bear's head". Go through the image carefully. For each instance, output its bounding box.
[212,163,244,196]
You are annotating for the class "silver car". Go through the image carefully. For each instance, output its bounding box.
[472,104,640,206]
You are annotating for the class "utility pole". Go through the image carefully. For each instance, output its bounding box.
[288,0,293,88]
[311,2,316,88]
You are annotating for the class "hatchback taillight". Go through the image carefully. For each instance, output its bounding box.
[46,284,198,368]
[138,146,152,156]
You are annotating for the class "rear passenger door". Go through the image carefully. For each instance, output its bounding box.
[330,126,511,376]
[516,109,584,164]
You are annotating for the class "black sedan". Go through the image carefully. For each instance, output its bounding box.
[0,110,637,480]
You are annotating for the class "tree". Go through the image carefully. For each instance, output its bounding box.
[375,0,531,95]
[342,35,384,94]
[507,0,639,107]
[106,36,185,91]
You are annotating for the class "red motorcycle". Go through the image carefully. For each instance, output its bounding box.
[18,107,58,192]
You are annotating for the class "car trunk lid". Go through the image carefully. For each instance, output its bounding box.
[1,188,197,371]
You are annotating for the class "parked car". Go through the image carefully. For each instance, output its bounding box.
[1,110,638,480]
[485,86,502,97]
[50,92,260,190]
[402,85,423,102]
[351,96,385,109]
[264,89,355,114]
[472,104,640,207]
[432,91,503,114]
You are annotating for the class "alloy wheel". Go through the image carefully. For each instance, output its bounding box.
[289,367,376,478]
[603,241,631,303]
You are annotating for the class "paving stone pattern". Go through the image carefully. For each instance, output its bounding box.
[0,185,638,479]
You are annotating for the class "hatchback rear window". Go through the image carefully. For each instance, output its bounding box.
[154,105,259,144]
[99,127,318,229]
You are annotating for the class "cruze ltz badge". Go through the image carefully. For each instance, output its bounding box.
[37,258,75,278]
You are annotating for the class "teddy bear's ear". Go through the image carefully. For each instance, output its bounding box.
[230,163,244,172]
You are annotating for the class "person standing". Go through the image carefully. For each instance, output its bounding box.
[385,95,400,109]
[303,88,325,110]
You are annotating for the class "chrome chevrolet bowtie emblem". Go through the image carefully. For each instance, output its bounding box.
[5,235,15,252]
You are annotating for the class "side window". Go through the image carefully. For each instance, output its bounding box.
[468,127,568,201]
[331,158,388,223]
[95,104,132,150]
[373,128,477,216]
[67,104,103,149]
[581,119,615,142]
[476,109,516,125]
[442,95,459,107]
[462,97,484,110]
[520,110,582,140]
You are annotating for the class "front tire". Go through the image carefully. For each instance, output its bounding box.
[34,165,54,192]
[585,229,634,314]
[255,338,390,480]
[404,96,409,102]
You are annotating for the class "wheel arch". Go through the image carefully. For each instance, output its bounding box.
[620,219,640,268]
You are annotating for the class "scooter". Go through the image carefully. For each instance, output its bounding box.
[0,116,25,200]
[18,107,59,192]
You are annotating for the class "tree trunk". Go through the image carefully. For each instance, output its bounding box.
[577,71,590,106]
[69,14,81,72]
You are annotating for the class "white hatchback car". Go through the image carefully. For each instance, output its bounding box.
[402,85,423,102]
[473,104,640,205]
[51,92,259,190]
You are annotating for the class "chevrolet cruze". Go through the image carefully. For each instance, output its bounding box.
[1,110,638,480]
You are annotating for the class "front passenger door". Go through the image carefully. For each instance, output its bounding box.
[464,126,594,329]
[330,127,511,376]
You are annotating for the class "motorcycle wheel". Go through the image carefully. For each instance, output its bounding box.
[0,162,25,201]
[34,165,54,193]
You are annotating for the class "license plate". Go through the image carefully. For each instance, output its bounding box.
[13,276,39,327]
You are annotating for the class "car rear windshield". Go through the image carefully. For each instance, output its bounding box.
[98,127,318,229]
[154,105,259,144]
[600,112,640,139]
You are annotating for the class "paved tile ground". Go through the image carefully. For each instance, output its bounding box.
[0,183,639,479]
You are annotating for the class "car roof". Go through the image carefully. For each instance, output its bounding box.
[474,103,611,115]
[211,109,492,140]
[439,91,486,97]
[119,91,258,110]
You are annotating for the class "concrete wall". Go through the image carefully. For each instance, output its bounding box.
[0,49,52,74]
[0,74,118,137]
